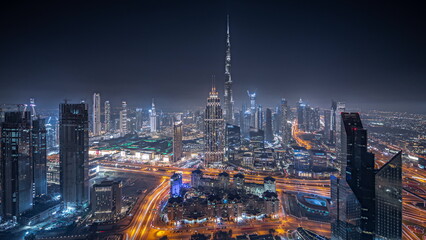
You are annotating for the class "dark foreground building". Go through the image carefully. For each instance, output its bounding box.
[59,103,89,208]
[331,112,402,240]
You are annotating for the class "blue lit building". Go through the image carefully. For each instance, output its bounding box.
[170,173,183,198]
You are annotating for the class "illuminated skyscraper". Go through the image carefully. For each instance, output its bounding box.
[225,123,241,161]
[170,173,182,198]
[204,84,224,166]
[254,105,263,130]
[150,98,158,133]
[32,118,47,197]
[1,111,33,220]
[334,102,346,172]
[281,98,291,147]
[173,121,183,162]
[119,101,128,136]
[92,93,101,136]
[223,15,234,124]
[104,100,111,133]
[324,109,331,143]
[59,103,89,208]
[265,108,273,142]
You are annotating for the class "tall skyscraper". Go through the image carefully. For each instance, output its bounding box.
[331,112,401,240]
[265,108,273,142]
[173,121,183,162]
[223,15,234,124]
[1,111,33,220]
[254,105,263,130]
[204,84,224,166]
[32,118,47,197]
[104,100,111,133]
[119,101,128,136]
[59,103,89,208]
[225,123,241,161]
[170,173,182,198]
[150,98,158,133]
[91,180,122,221]
[281,99,291,147]
[297,99,306,130]
[92,93,101,136]
[324,109,331,143]
[334,102,346,172]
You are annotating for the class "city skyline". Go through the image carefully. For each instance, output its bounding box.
[1,1,425,113]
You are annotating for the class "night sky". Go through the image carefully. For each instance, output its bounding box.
[1,1,425,112]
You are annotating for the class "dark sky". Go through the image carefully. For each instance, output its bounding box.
[1,0,425,112]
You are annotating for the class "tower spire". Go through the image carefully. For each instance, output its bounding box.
[223,14,234,123]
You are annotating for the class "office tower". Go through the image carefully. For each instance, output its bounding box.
[150,98,158,133]
[324,109,331,142]
[330,100,337,144]
[191,169,203,188]
[119,101,128,136]
[225,124,241,161]
[92,93,101,136]
[265,108,273,142]
[32,118,47,197]
[331,112,375,240]
[281,99,291,147]
[135,108,143,131]
[91,180,122,221]
[375,152,402,239]
[249,127,264,149]
[173,121,183,162]
[334,102,346,172]
[204,84,224,166]
[104,100,111,133]
[297,99,306,130]
[247,91,256,127]
[223,15,234,124]
[1,111,33,220]
[59,103,89,208]
[170,173,182,197]
[254,105,263,130]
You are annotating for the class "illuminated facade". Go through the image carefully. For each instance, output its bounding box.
[150,98,158,133]
[204,84,224,166]
[280,98,291,147]
[91,180,122,221]
[59,103,89,208]
[173,121,183,162]
[92,93,101,136]
[119,101,128,136]
[32,118,48,197]
[1,111,33,220]
[223,15,234,124]
[104,100,111,133]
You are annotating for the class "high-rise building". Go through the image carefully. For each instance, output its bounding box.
[173,121,183,162]
[334,102,346,172]
[249,127,264,149]
[91,180,122,221]
[265,108,273,142]
[297,99,306,130]
[204,84,224,166]
[330,100,337,144]
[32,118,47,197]
[1,111,33,220]
[281,99,291,147]
[104,100,111,133]
[225,124,241,161]
[59,103,89,208]
[375,152,402,239]
[170,173,182,198]
[150,98,158,133]
[254,105,263,130]
[331,112,401,240]
[92,93,101,136]
[247,91,256,127]
[223,15,234,124]
[324,109,331,143]
[119,101,128,136]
